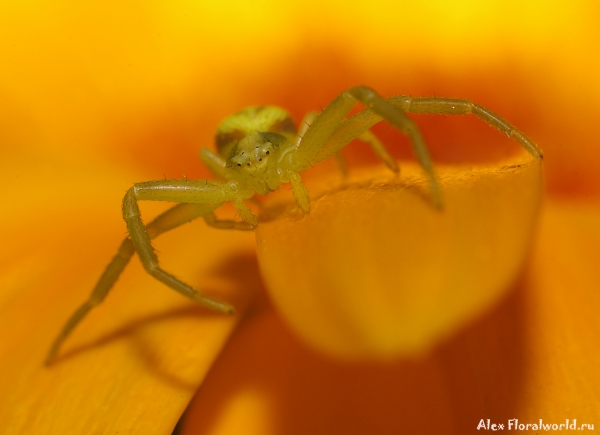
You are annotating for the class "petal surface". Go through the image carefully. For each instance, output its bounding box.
[181,199,600,435]
[256,153,543,359]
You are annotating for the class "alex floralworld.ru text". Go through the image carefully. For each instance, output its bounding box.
[477,419,594,431]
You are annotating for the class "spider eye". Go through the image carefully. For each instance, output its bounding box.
[258,157,262,162]
[246,162,251,167]
[237,163,241,167]
[265,151,270,155]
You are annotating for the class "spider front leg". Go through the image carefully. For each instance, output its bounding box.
[45,201,228,365]
[200,147,264,211]
[200,148,228,180]
[46,180,254,365]
[121,180,253,312]
[293,86,442,208]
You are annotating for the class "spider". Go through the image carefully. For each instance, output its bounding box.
[45,86,543,365]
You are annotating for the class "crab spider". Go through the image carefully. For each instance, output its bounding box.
[45,86,543,365]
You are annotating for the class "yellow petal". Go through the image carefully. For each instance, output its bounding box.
[256,152,543,359]
[518,200,600,416]
[180,200,600,435]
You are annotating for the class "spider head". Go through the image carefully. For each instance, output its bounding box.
[215,106,297,160]
[228,132,283,175]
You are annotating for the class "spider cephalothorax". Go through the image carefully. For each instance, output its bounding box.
[226,132,290,193]
[46,86,543,365]
[214,106,301,195]
[215,106,297,158]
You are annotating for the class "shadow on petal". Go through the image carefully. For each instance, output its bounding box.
[180,269,528,435]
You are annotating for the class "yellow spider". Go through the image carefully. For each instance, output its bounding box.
[45,86,543,365]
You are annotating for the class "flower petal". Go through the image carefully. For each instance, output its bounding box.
[181,199,600,435]
[256,152,543,359]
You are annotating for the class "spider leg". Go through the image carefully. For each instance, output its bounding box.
[333,130,398,178]
[199,148,264,211]
[297,111,350,177]
[321,95,543,163]
[46,201,222,365]
[203,211,254,230]
[122,181,249,314]
[199,148,228,179]
[356,129,399,172]
[288,171,311,213]
[299,109,398,178]
[387,96,543,159]
[293,86,442,208]
[333,151,348,178]
[296,111,318,146]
